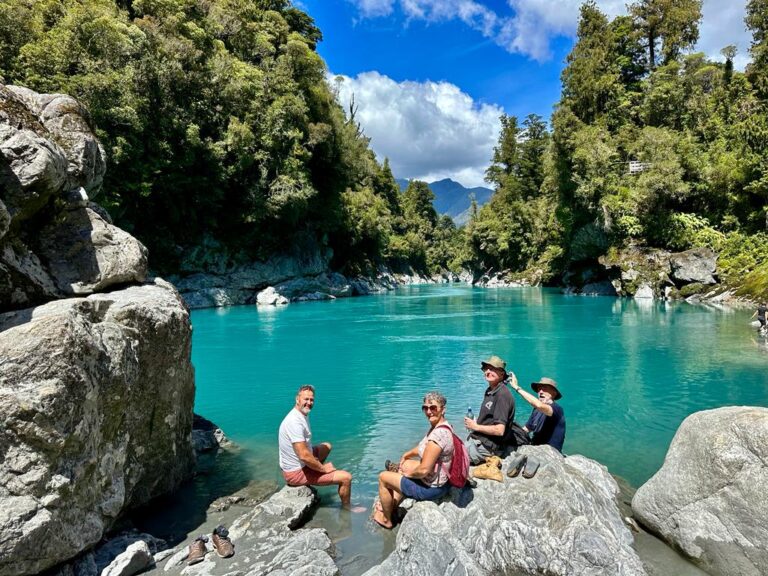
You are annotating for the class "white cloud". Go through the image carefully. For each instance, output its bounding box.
[331,71,503,187]
[353,0,396,18]
[500,0,625,60]
[345,0,752,65]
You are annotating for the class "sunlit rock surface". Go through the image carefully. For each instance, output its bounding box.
[0,280,195,576]
[633,407,768,576]
[364,446,647,576]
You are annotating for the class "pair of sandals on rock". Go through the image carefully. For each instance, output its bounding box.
[472,453,539,482]
[506,452,539,479]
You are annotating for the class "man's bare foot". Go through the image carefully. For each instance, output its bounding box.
[348,505,366,513]
[372,509,393,529]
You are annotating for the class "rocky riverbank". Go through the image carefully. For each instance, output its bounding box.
[49,406,766,576]
[171,264,470,310]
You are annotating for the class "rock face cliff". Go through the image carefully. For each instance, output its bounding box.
[565,247,719,300]
[632,407,768,576]
[0,84,195,575]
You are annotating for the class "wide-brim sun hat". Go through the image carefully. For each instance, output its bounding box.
[531,377,562,400]
[481,355,507,372]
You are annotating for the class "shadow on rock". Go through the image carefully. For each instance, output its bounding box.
[129,445,278,548]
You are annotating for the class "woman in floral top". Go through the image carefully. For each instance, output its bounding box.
[373,391,454,529]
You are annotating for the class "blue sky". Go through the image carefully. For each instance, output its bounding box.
[303,0,572,120]
[299,0,751,187]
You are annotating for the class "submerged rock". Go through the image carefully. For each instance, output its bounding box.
[632,406,768,576]
[0,280,195,576]
[192,414,234,453]
[365,446,647,576]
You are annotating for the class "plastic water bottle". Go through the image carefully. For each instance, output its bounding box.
[466,407,474,419]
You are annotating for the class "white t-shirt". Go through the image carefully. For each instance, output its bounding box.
[278,408,312,471]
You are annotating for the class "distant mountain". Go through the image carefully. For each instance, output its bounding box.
[396,178,494,226]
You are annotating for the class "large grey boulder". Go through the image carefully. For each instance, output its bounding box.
[37,205,148,295]
[632,407,768,576]
[100,541,154,576]
[6,85,106,196]
[160,486,338,576]
[46,529,168,576]
[0,280,195,576]
[364,446,647,576]
[670,248,717,285]
[0,84,68,222]
[0,83,137,311]
[274,272,352,300]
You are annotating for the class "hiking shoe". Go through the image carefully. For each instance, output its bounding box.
[187,536,208,565]
[486,455,503,469]
[384,459,399,472]
[212,525,235,558]
[472,462,503,482]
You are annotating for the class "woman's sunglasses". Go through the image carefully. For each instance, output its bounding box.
[421,404,440,413]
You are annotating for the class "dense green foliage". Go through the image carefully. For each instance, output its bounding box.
[3,0,767,293]
[0,0,456,274]
[469,0,768,296]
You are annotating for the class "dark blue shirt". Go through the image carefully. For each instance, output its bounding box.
[525,402,565,452]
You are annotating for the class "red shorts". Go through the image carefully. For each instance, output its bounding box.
[282,446,338,486]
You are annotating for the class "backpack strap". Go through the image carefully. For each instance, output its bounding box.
[433,423,455,476]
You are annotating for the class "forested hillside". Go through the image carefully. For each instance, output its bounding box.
[3,0,767,295]
[0,0,458,275]
[469,0,768,296]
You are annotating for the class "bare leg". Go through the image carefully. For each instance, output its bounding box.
[333,469,352,505]
[315,442,332,462]
[373,471,402,528]
[400,459,420,475]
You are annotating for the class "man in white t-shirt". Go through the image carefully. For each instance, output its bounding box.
[278,385,361,510]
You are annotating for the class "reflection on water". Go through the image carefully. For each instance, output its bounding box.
[187,286,767,574]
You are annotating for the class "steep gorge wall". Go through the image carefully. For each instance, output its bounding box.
[0,84,195,575]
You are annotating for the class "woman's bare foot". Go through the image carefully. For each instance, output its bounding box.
[372,509,393,529]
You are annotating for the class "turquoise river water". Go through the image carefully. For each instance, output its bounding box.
[154,285,768,573]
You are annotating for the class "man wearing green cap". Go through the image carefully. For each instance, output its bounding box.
[463,355,516,465]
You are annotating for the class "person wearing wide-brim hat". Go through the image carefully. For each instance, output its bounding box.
[509,375,566,453]
[463,355,517,465]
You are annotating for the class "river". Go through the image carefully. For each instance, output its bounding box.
[147,285,768,574]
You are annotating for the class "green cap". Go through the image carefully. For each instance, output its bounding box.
[480,355,506,371]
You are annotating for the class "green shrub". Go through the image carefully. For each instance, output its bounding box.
[679,282,707,297]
